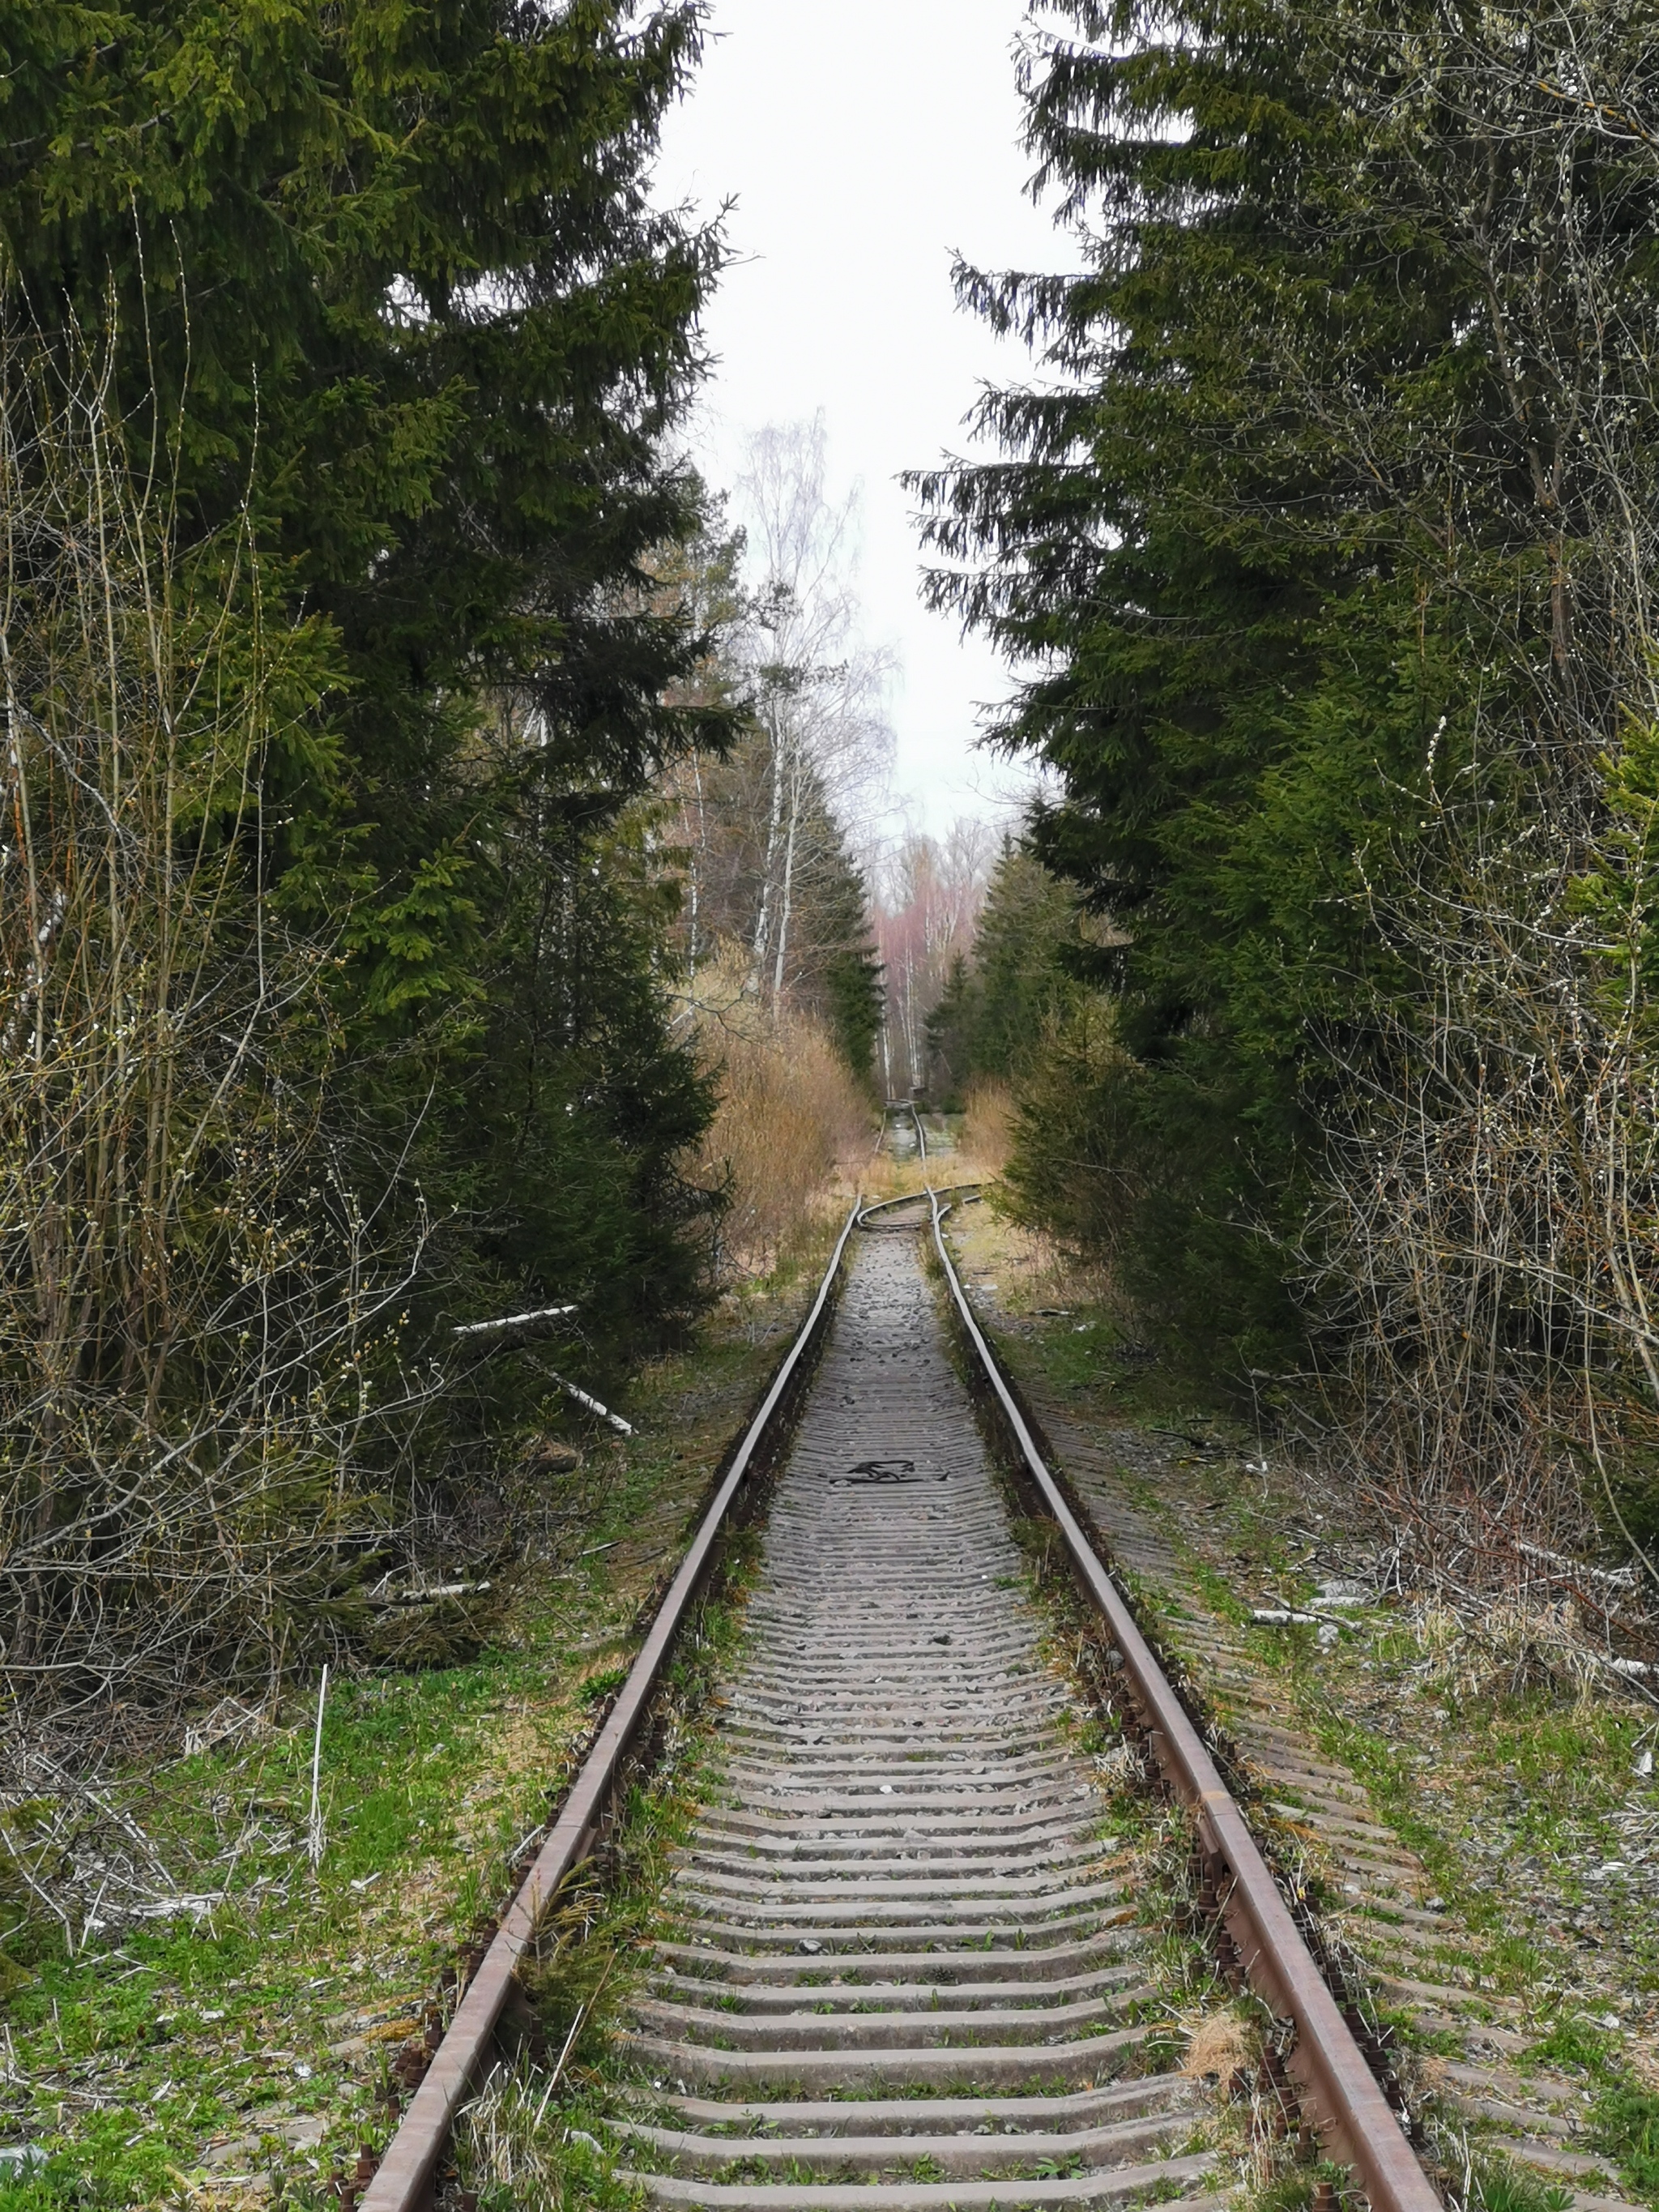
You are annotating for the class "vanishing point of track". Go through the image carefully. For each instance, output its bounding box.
[361,1117,1443,2212]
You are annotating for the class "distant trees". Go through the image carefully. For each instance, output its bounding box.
[667,717,884,1076]
[661,424,887,1083]
[736,422,891,1022]
[926,843,1085,1103]
[918,0,1659,1579]
[643,426,886,1276]
[875,819,996,1094]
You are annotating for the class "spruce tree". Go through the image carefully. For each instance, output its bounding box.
[2,1,733,1370]
[915,0,1659,1383]
[925,844,1082,1101]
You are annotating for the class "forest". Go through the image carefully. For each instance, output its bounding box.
[2,0,1659,2008]
[0,2,885,1753]
[919,0,1659,1599]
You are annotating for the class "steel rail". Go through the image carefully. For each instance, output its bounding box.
[928,1189,1442,2212]
[877,1099,931,1161]
[362,1202,863,2212]
[855,1181,980,1228]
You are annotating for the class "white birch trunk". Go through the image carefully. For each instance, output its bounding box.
[771,742,801,1010]
[750,701,785,994]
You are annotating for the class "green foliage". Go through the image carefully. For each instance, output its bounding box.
[925,842,1083,1102]
[1,0,731,1380]
[1521,2021,1659,2206]
[913,0,1659,1390]
[1525,2019,1616,2073]
[0,5,741,1742]
[1467,2156,1576,2212]
[437,796,719,1373]
[910,0,1435,1372]
[1575,713,1659,1056]
[816,854,885,1083]
[2,0,724,818]
[1591,2083,1659,2201]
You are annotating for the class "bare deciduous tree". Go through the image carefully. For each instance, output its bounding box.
[1280,1,1659,1595]
[875,818,998,1093]
[730,418,893,1009]
[0,312,435,1755]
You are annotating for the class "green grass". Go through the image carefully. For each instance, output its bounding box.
[0,1251,832,2211]
[1589,2082,1659,2199]
[1465,2150,1576,2212]
[0,1651,577,2209]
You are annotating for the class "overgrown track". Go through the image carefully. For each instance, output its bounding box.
[362,1131,1446,2212]
[618,1228,1218,2210]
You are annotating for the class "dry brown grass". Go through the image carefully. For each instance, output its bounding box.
[1405,1597,1623,1708]
[687,951,874,1277]
[958,1078,1015,1176]
[1181,2005,1259,2082]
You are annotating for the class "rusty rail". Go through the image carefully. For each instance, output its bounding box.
[928,1188,1443,2212]
[856,1181,979,1228]
[361,1202,862,2212]
[882,1096,928,1161]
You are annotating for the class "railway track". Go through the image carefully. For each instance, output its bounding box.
[618,1209,1212,2210]
[880,1100,932,1162]
[362,1128,1452,2212]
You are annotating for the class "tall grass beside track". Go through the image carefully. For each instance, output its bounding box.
[687,962,874,1275]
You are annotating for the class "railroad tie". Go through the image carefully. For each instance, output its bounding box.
[615,1231,1226,2211]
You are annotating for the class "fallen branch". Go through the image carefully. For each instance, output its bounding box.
[1516,1539,1640,1590]
[451,1303,578,1341]
[307,1664,329,1869]
[541,1369,632,1436]
[365,1580,493,1608]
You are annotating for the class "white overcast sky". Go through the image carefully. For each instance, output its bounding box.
[653,0,1068,839]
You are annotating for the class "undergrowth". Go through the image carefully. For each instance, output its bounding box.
[0,1258,832,2212]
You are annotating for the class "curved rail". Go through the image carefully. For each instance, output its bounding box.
[855,1181,980,1229]
[362,1202,862,2212]
[928,1187,1441,2212]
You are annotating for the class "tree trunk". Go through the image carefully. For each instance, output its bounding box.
[750,702,785,994]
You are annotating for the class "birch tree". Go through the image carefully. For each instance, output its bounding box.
[731,420,893,1010]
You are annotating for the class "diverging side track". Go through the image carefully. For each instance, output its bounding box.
[616,1228,1223,2211]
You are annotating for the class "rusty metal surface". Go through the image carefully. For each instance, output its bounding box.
[360,1202,861,2212]
[927,1188,1444,2212]
[855,1183,979,1228]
